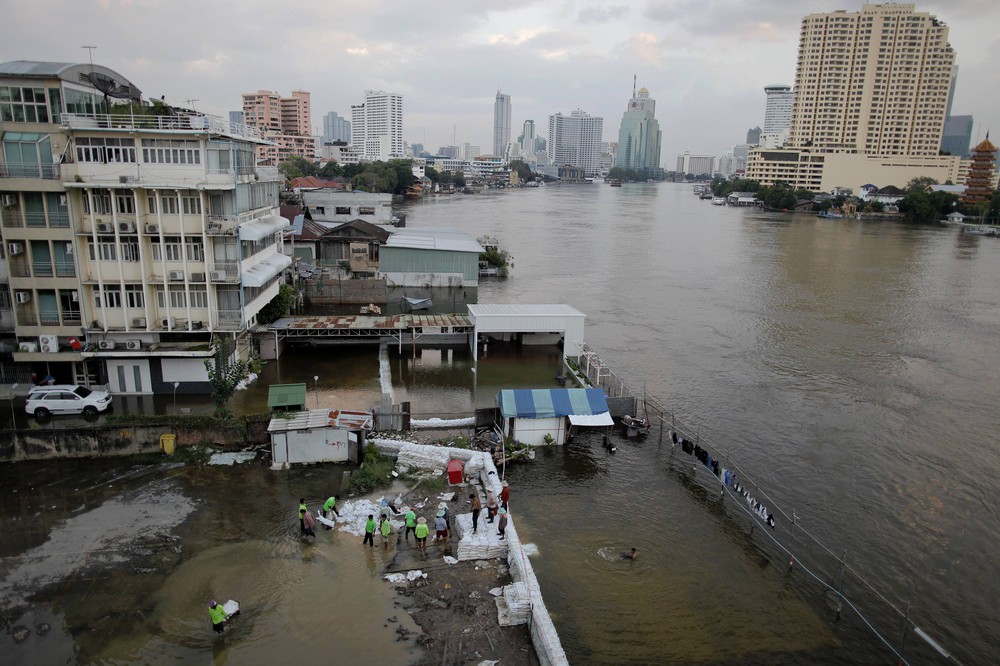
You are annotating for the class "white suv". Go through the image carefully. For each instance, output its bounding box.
[25,384,113,419]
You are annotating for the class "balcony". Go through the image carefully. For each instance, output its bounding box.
[0,162,61,180]
[62,112,268,142]
[209,262,240,282]
[215,309,243,329]
[206,216,239,235]
[1,210,23,228]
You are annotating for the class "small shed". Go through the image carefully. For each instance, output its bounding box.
[946,211,966,223]
[268,408,372,466]
[468,304,586,362]
[497,388,612,446]
[268,383,307,411]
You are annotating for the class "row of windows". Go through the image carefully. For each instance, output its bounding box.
[87,238,205,262]
[0,86,50,123]
[80,191,203,216]
[94,285,210,309]
[72,138,203,165]
[76,137,137,163]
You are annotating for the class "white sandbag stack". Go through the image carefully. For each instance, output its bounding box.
[334,498,405,536]
[395,443,451,473]
[455,512,508,560]
[496,582,531,626]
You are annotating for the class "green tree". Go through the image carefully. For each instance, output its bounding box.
[257,283,295,326]
[904,176,938,194]
[204,337,249,418]
[318,161,343,179]
[897,191,938,223]
[453,172,466,187]
[509,160,534,182]
[279,156,319,181]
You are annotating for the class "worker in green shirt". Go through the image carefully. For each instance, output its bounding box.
[414,516,429,551]
[403,508,417,542]
[209,601,228,634]
[298,498,307,535]
[379,513,393,550]
[363,513,376,547]
[322,496,339,529]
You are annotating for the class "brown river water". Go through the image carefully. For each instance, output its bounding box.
[2,182,998,664]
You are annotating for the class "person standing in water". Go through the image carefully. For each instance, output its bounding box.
[622,547,638,561]
[209,601,228,634]
[403,507,417,542]
[414,516,429,551]
[322,496,340,525]
[302,507,317,538]
[363,514,376,547]
[298,498,307,535]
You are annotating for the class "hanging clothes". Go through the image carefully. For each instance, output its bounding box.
[766,514,775,528]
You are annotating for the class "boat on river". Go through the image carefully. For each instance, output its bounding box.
[962,225,1000,237]
[711,197,726,205]
[609,179,622,187]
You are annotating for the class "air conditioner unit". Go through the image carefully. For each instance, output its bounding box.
[125,339,141,350]
[168,270,185,281]
[96,222,112,233]
[18,342,37,353]
[1,194,16,207]
[7,242,23,255]
[210,270,227,281]
[145,223,159,234]
[191,272,205,282]
[98,340,116,350]
[118,221,135,233]
[39,335,58,353]
[131,317,147,328]
[161,317,176,328]
[15,290,31,304]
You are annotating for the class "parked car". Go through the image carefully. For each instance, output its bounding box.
[25,384,112,419]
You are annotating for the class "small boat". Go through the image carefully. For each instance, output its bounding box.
[817,210,844,219]
[401,296,433,311]
[609,179,622,187]
[711,197,726,205]
[621,415,651,439]
[963,225,1000,237]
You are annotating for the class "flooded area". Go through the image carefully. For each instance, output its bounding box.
[3,182,999,663]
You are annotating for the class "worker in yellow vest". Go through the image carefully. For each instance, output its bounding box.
[209,601,228,634]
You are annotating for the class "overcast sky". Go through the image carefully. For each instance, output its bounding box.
[4,0,999,163]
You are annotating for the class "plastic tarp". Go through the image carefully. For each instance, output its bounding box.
[241,253,291,288]
[568,412,614,426]
[497,388,609,419]
[238,214,291,241]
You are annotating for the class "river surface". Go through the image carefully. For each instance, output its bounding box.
[3,182,998,664]
[393,183,1000,664]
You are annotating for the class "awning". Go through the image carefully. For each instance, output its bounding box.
[568,412,614,427]
[497,388,610,419]
[238,214,291,241]
[241,253,291,287]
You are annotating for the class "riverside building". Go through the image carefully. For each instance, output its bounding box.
[351,90,404,162]
[1,60,287,394]
[615,84,662,177]
[746,3,962,192]
[242,89,314,165]
[547,109,604,178]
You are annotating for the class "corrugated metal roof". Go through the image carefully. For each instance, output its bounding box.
[384,228,484,254]
[268,408,372,432]
[0,61,77,76]
[468,304,585,317]
[497,388,609,418]
[269,313,472,331]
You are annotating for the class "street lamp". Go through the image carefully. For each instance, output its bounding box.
[313,376,319,407]
[173,382,180,413]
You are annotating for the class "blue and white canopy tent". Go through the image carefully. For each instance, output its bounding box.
[496,388,613,445]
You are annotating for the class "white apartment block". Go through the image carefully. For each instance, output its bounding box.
[676,152,715,176]
[762,84,794,134]
[350,90,403,161]
[547,109,604,177]
[1,60,287,395]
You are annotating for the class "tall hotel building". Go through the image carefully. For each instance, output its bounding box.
[615,85,662,175]
[1,61,286,394]
[350,90,404,162]
[548,110,604,177]
[242,89,313,164]
[746,3,962,191]
[493,91,511,158]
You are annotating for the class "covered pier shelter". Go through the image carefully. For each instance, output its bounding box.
[468,304,585,363]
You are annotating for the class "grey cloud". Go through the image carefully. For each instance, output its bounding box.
[578,5,630,24]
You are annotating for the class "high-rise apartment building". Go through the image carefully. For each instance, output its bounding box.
[762,85,794,134]
[493,91,511,157]
[746,127,762,146]
[548,109,604,177]
[1,60,286,394]
[747,3,962,191]
[242,89,313,164]
[350,90,404,162]
[676,153,715,176]
[615,84,662,175]
[323,111,351,144]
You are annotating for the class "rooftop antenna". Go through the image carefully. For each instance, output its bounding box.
[81,45,97,73]
[633,73,637,99]
[183,99,200,112]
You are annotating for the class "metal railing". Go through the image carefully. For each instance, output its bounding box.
[206,217,238,235]
[25,212,47,228]
[215,309,242,328]
[209,262,240,282]
[61,112,269,142]
[55,261,76,278]
[0,162,61,179]
[16,311,37,327]
[38,309,60,326]
[1,211,22,228]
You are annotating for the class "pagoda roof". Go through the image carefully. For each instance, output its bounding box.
[971,137,997,153]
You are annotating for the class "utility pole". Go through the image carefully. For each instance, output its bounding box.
[81,45,97,72]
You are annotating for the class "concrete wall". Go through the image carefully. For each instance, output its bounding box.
[0,420,269,462]
[303,276,388,305]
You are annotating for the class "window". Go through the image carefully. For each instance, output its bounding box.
[142,139,201,165]
[150,237,184,261]
[156,285,207,308]
[116,192,136,215]
[182,194,202,215]
[75,137,137,163]
[83,190,113,215]
[0,86,49,123]
[148,193,180,215]
[125,284,145,308]
[95,286,122,308]
[335,206,350,215]
[358,206,375,215]
[185,240,204,262]
[88,237,117,261]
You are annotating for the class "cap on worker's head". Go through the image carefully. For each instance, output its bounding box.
[210,601,217,608]
[438,502,446,508]
[381,513,387,518]
[498,507,507,515]
[299,498,304,503]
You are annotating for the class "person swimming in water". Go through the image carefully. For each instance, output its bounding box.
[622,547,638,561]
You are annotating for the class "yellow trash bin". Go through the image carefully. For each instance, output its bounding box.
[160,434,176,455]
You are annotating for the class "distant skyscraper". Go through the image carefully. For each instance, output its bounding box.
[242,89,313,163]
[519,120,535,154]
[548,109,604,177]
[676,152,715,176]
[229,110,245,126]
[351,90,404,161]
[762,85,793,134]
[746,126,761,146]
[493,91,511,157]
[323,111,351,143]
[941,115,974,158]
[615,82,662,174]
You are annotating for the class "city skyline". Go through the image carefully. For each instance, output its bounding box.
[3,1,998,163]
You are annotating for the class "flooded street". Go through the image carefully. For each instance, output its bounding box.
[2,182,999,663]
